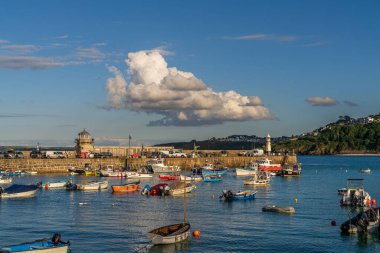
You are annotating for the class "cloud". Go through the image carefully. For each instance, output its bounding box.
[0,39,10,44]
[343,100,358,107]
[56,35,69,39]
[0,113,56,118]
[226,34,298,42]
[305,97,338,106]
[1,44,39,53]
[0,55,70,69]
[105,49,272,126]
[302,41,330,47]
[76,47,105,59]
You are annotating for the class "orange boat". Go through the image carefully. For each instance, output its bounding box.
[111,180,140,192]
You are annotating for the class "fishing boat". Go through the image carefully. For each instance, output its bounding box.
[203,174,222,182]
[244,171,270,185]
[148,164,191,245]
[147,158,181,173]
[180,175,203,182]
[77,181,108,191]
[257,157,282,172]
[235,162,258,176]
[0,233,69,253]
[125,171,153,179]
[141,183,170,196]
[262,205,296,214]
[341,207,380,234]
[37,180,68,189]
[111,180,140,192]
[0,176,12,184]
[0,184,39,199]
[67,167,85,175]
[338,188,348,195]
[159,174,180,181]
[168,181,196,196]
[84,167,99,176]
[280,163,301,176]
[359,168,371,174]
[340,178,372,207]
[220,189,257,201]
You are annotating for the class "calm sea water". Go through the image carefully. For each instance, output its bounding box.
[0,156,379,253]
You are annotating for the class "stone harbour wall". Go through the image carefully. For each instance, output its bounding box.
[0,155,297,174]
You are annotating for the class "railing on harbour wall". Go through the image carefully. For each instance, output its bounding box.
[0,155,297,173]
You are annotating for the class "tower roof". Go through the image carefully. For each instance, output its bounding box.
[78,129,91,136]
[266,133,271,138]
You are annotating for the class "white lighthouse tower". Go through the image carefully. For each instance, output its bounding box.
[265,133,272,155]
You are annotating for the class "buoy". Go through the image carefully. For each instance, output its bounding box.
[367,199,371,205]
[294,198,298,203]
[193,230,200,238]
[44,184,48,189]
[331,220,336,226]
[372,199,377,205]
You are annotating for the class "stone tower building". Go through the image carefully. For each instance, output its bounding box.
[265,133,271,155]
[75,129,94,156]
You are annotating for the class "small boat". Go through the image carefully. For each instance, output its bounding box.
[168,181,196,196]
[37,181,68,189]
[0,176,12,184]
[280,163,301,176]
[262,205,296,214]
[148,222,191,245]
[340,178,372,207]
[112,180,140,192]
[235,162,258,176]
[257,157,282,172]
[341,207,380,234]
[201,168,227,176]
[180,175,203,182]
[141,183,170,196]
[243,171,270,185]
[159,174,180,181]
[77,181,108,191]
[0,233,70,253]
[0,184,39,199]
[203,174,222,182]
[359,168,371,174]
[147,158,181,173]
[338,188,347,195]
[220,189,257,201]
[67,167,85,175]
[84,168,99,176]
[125,171,153,179]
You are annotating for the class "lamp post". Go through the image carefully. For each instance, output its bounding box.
[128,134,131,158]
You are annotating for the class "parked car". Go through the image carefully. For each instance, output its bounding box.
[45,151,65,159]
[15,151,24,158]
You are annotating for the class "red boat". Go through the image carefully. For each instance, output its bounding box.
[258,158,282,172]
[158,174,180,181]
[150,183,169,196]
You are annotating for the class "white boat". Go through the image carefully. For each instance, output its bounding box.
[0,234,70,253]
[126,171,153,179]
[100,165,127,177]
[341,178,372,207]
[0,184,39,199]
[147,158,181,173]
[77,181,108,191]
[148,223,191,245]
[169,182,196,196]
[180,175,203,182]
[235,162,258,176]
[38,181,67,189]
[244,171,270,185]
[200,162,214,170]
[257,157,282,172]
[359,168,371,174]
[0,176,12,184]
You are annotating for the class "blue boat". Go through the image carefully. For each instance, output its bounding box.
[0,184,39,199]
[220,190,257,201]
[0,234,69,252]
[201,169,227,176]
[203,174,222,182]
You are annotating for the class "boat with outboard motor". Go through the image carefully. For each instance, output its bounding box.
[235,162,258,176]
[168,181,196,196]
[262,205,296,214]
[220,189,257,201]
[340,178,372,207]
[112,180,140,192]
[341,207,380,234]
[243,171,270,185]
[77,181,108,191]
[0,184,39,199]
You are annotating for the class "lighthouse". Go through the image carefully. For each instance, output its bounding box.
[265,133,271,155]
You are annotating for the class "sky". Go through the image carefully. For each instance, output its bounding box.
[0,0,379,147]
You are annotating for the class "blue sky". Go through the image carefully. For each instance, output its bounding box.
[0,1,379,146]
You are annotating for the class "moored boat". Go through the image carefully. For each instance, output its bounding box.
[67,167,85,175]
[203,174,222,182]
[147,158,181,173]
[141,183,170,196]
[112,180,140,192]
[243,171,270,185]
[262,205,296,214]
[359,168,371,174]
[340,178,372,207]
[37,181,68,189]
[0,176,12,184]
[257,157,282,172]
[235,162,258,176]
[341,207,380,234]
[77,181,108,191]
[168,181,196,196]
[180,175,203,182]
[0,184,39,199]
[148,222,191,245]
[159,174,180,181]
[280,163,301,176]
[220,189,257,201]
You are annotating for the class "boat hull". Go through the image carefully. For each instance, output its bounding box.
[0,240,68,253]
[148,223,191,245]
[169,185,196,196]
[0,185,39,199]
[235,169,256,176]
[77,181,108,191]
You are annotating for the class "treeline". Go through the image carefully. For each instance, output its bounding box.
[274,122,380,155]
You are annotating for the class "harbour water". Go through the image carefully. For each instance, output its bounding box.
[0,156,379,252]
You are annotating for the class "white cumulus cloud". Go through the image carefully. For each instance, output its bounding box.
[105,50,272,126]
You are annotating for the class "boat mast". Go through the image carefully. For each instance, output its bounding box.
[183,162,187,224]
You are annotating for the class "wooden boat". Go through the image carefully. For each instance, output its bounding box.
[37,181,67,189]
[77,181,108,191]
[341,207,380,234]
[203,174,222,182]
[112,180,140,192]
[180,175,203,182]
[168,182,196,196]
[0,184,38,199]
[148,164,191,245]
[359,168,371,174]
[0,234,70,253]
[262,205,296,214]
[0,176,12,184]
[220,190,257,201]
[159,174,180,181]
